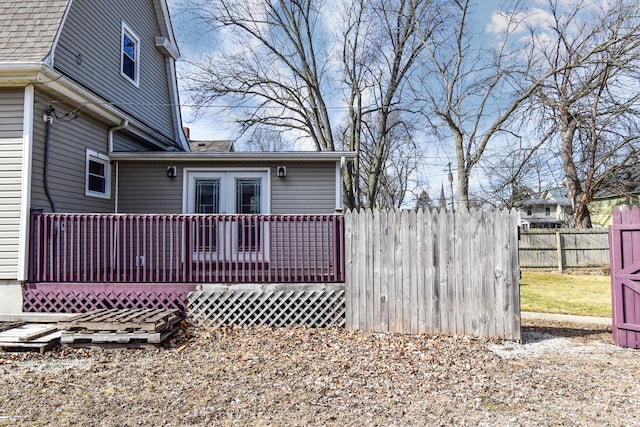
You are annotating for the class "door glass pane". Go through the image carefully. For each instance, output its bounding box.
[195,179,220,214]
[236,178,261,214]
[236,178,261,251]
[194,179,220,252]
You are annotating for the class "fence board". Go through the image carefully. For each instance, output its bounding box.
[345,208,520,341]
[519,228,609,271]
[610,206,640,348]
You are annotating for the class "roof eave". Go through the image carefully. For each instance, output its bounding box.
[109,151,357,162]
[0,64,181,151]
[0,62,46,84]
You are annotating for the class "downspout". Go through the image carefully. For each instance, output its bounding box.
[43,107,56,212]
[108,120,128,214]
[108,119,128,153]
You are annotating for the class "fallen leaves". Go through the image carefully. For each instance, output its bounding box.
[0,323,638,426]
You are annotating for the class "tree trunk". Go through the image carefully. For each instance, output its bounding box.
[559,112,589,227]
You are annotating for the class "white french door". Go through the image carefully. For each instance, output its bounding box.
[184,170,270,261]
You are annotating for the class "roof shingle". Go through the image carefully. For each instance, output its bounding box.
[0,0,69,62]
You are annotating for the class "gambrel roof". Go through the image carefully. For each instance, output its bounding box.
[0,0,69,63]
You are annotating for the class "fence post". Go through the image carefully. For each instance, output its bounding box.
[556,231,563,273]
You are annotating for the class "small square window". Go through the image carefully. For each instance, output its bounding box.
[86,150,111,199]
[121,23,140,86]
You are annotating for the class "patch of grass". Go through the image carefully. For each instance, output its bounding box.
[520,271,612,317]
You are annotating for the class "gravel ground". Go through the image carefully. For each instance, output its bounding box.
[1,319,638,426]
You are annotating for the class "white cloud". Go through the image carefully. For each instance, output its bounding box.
[486,8,553,35]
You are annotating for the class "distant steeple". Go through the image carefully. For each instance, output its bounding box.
[439,183,446,209]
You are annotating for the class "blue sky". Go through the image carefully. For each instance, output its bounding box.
[165,0,582,202]
[167,1,504,142]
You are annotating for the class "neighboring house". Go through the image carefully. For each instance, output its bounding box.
[517,188,572,229]
[0,0,354,313]
[589,166,640,227]
[188,140,235,152]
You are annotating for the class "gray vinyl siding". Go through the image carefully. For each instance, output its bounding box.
[271,164,336,214]
[0,88,23,138]
[116,161,338,214]
[117,162,184,213]
[0,88,24,278]
[53,0,175,140]
[112,132,158,152]
[31,91,114,213]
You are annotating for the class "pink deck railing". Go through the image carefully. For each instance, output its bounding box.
[29,213,344,284]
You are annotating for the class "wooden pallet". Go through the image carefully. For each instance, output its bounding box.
[58,309,181,348]
[58,309,181,332]
[0,322,61,354]
[60,328,176,344]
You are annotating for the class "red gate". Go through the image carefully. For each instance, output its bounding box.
[610,205,640,349]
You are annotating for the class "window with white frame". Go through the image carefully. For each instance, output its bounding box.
[121,23,140,85]
[85,149,111,199]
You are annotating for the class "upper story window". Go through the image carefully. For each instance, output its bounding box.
[85,149,111,199]
[545,207,551,216]
[121,23,140,86]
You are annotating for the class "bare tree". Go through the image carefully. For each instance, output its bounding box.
[477,128,560,209]
[177,0,440,209]
[354,111,421,208]
[180,0,335,151]
[418,0,548,211]
[338,0,438,208]
[527,0,640,227]
[244,127,295,151]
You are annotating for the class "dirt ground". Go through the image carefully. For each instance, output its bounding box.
[0,318,638,426]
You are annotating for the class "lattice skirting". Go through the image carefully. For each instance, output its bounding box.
[23,283,198,314]
[187,288,345,328]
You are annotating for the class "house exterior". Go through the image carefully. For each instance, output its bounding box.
[517,188,572,229]
[589,166,640,227]
[0,0,353,313]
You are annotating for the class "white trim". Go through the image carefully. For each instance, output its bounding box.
[111,151,357,162]
[164,55,189,151]
[183,168,271,215]
[153,0,180,49]
[335,161,343,211]
[18,85,35,281]
[46,0,74,66]
[114,161,120,214]
[85,149,111,199]
[155,37,180,60]
[120,22,140,87]
[183,168,272,262]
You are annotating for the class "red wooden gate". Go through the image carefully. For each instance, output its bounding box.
[610,206,640,349]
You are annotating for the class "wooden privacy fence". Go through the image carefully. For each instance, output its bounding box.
[609,205,640,349]
[344,208,521,341]
[519,228,609,272]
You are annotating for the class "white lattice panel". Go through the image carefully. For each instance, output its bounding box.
[187,290,345,328]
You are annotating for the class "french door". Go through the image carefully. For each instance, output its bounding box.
[185,170,270,261]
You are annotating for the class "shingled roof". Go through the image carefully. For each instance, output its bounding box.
[0,0,69,63]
